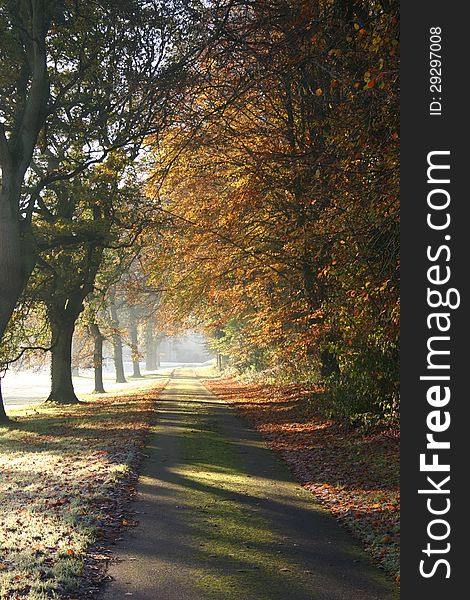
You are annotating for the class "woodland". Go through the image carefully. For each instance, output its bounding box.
[0,0,399,597]
[0,0,399,423]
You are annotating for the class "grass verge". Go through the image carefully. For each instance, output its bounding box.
[0,381,167,599]
[204,377,400,583]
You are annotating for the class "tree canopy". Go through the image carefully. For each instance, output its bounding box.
[1,0,399,425]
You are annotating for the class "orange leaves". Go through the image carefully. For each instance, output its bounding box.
[143,0,398,384]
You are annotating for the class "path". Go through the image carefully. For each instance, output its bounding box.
[102,369,398,600]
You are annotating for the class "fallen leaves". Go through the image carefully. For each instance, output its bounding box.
[205,377,400,582]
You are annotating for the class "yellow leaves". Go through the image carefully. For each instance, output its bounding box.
[319,261,337,278]
[315,87,323,97]
[379,280,390,292]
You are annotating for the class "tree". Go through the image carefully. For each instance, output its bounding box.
[89,320,106,394]
[109,293,127,384]
[29,153,147,403]
[0,0,205,355]
[127,304,143,378]
[145,0,399,421]
[144,317,161,371]
[0,1,53,345]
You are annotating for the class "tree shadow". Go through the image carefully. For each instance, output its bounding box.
[102,390,398,600]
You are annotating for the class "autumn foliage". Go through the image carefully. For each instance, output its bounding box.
[146,0,399,423]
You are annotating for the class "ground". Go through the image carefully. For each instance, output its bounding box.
[102,369,396,600]
[205,376,400,581]
[1,367,399,599]
[0,375,168,599]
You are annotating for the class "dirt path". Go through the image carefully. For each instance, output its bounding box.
[101,370,397,600]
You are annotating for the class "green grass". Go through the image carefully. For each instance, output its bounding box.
[0,383,165,599]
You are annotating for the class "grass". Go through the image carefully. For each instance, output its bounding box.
[204,377,400,583]
[0,381,167,599]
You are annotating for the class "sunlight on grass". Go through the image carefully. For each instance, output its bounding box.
[0,382,166,598]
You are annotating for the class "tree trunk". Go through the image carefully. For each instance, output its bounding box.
[113,336,127,383]
[47,317,80,404]
[90,322,105,393]
[128,309,142,378]
[71,337,80,376]
[145,320,158,371]
[0,2,50,343]
[0,379,9,424]
[0,200,37,344]
[110,302,127,383]
[156,340,161,368]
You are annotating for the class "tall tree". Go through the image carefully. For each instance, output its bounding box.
[30,154,145,403]
[89,320,106,394]
[109,295,127,384]
[145,0,399,420]
[0,0,205,353]
[125,303,144,378]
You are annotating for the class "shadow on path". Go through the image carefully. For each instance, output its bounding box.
[101,369,398,600]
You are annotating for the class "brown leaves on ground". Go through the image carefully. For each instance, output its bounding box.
[0,382,167,599]
[205,378,400,583]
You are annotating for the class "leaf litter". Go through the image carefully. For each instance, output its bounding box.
[205,378,400,583]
